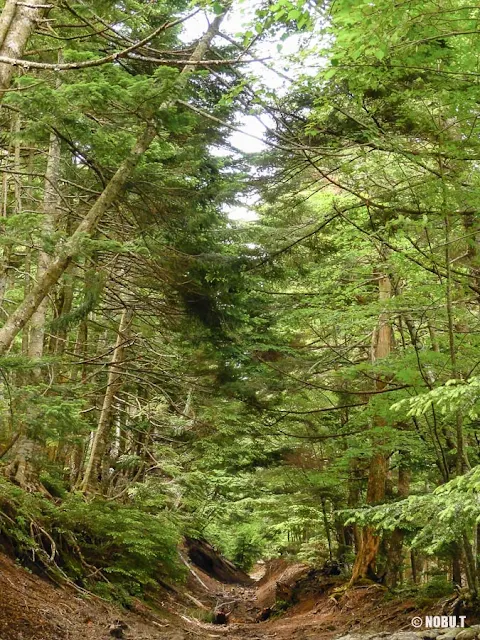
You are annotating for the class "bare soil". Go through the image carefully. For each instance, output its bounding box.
[0,550,450,640]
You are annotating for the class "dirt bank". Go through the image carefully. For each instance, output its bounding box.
[0,549,465,640]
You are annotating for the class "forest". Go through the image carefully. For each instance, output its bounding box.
[1,0,480,638]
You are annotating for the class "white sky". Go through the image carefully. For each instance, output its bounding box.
[181,5,306,222]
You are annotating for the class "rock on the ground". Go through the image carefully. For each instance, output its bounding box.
[390,632,424,640]
[457,627,480,640]
[456,631,477,640]
[335,634,383,640]
[334,631,480,640]
[438,630,463,640]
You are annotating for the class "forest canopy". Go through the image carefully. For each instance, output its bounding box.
[0,0,479,604]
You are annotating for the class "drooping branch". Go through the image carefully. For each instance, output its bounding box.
[0,8,230,356]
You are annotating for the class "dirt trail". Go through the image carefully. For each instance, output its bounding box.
[178,559,429,640]
[0,550,462,640]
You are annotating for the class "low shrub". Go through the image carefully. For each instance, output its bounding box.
[0,477,183,600]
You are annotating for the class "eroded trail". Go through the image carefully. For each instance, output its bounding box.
[0,549,472,640]
[175,553,453,640]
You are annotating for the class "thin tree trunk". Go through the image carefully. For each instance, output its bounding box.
[0,115,17,315]
[80,307,134,492]
[345,458,362,556]
[0,168,10,315]
[28,128,62,368]
[462,532,478,596]
[321,497,333,562]
[0,11,227,357]
[0,126,154,355]
[68,317,88,488]
[385,462,411,587]
[51,270,74,357]
[452,543,462,587]
[4,125,63,485]
[411,550,418,584]
[20,150,37,361]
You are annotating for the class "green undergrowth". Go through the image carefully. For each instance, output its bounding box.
[383,575,455,607]
[186,607,215,623]
[0,477,184,603]
[271,599,292,618]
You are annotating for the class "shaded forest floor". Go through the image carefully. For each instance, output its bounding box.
[0,550,461,640]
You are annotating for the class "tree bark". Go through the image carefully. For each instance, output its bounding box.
[3,124,63,485]
[3,433,47,492]
[28,128,62,369]
[345,458,362,556]
[0,0,49,99]
[0,125,154,355]
[452,543,462,587]
[68,317,88,489]
[80,307,134,493]
[462,531,478,596]
[350,272,392,584]
[385,462,411,587]
[411,550,418,584]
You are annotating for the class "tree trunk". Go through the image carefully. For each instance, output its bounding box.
[50,270,74,357]
[346,458,363,556]
[463,532,478,596]
[0,11,227,356]
[0,125,154,355]
[0,0,49,99]
[80,308,134,493]
[452,544,462,587]
[3,433,48,492]
[28,129,62,368]
[350,272,392,584]
[385,462,411,587]
[411,550,418,584]
[0,115,16,315]
[3,125,63,486]
[67,316,88,489]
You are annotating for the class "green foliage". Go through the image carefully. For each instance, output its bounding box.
[393,378,480,421]
[1,0,480,603]
[272,599,291,617]
[0,478,182,598]
[345,464,480,559]
[215,523,263,571]
[384,576,454,607]
[186,607,215,624]
[417,576,454,601]
[49,273,105,332]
